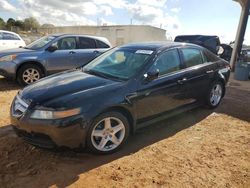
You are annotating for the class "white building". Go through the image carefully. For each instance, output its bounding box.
[38,25,167,46]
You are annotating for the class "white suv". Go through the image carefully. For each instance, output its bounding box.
[0,30,26,51]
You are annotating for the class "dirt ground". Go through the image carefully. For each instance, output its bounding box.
[0,75,249,188]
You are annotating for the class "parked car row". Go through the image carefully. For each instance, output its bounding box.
[10,41,231,154]
[0,33,111,85]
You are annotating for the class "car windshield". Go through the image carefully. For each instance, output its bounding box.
[83,48,154,81]
[25,36,56,50]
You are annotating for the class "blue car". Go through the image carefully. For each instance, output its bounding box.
[0,34,111,85]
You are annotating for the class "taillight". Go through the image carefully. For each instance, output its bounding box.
[225,63,231,70]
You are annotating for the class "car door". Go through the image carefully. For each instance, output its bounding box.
[2,32,23,49]
[45,37,79,74]
[75,37,102,67]
[1,32,12,49]
[134,48,194,121]
[179,47,217,101]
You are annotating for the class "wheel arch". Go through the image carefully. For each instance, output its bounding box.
[16,61,46,79]
[101,106,136,135]
[212,72,226,97]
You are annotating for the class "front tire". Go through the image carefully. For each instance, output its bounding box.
[87,111,130,154]
[17,64,43,86]
[206,81,224,109]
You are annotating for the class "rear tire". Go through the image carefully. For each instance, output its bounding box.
[17,64,43,86]
[86,111,130,154]
[205,81,224,109]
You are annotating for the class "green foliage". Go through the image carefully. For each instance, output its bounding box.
[14,20,25,30]
[23,17,40,30]
[0,17,42,31]
[6,18,15,30]
[0,18,5,29]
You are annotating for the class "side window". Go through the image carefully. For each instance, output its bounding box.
[151,49,181,76]
[0,32,3,40]
[181,48,203,67]
[53,37,77,50]
[201,51,209,63]
[96,40,110,48]
[78,37,96,49]
[3,33,20,40]
[204,50,219,62]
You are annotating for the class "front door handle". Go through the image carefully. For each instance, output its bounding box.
[177,77,188,85]
[69,51,76,54]
[206,70,214,74]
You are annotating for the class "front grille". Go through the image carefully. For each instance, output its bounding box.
[13,127,56,149]
[12,95,29,118]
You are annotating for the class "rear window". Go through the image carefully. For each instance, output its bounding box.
[78,37,96,49]
[181,48,203,67]
[3,32,20,40]
[96,40,110,48]
[204,49,220,62]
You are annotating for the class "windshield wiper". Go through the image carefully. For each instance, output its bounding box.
[84,69,125,81]
[102,73,127,81]
[84,69,110,79]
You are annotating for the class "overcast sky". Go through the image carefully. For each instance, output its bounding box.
[0,0,249,44]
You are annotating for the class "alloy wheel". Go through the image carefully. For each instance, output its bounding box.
[22,68,40,84]
[210,84,222,106]
[91,117,126,152]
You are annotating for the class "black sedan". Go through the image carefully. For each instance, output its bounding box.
[10,42,231,154]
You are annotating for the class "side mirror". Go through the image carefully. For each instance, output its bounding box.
[47,45,58,52]
[144,69,159,82]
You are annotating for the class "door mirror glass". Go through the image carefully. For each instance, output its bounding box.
[47,45,58,52]
[144,68,159,82]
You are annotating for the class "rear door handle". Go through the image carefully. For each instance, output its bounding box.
[177,77,188,85]
[93,50,100,54]
[69,51,76,54]
[206,70,214,74]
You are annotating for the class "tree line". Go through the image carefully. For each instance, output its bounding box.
[0,17,54,32]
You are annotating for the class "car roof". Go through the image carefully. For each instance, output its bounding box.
[174,35,220,42]
[49,33,111,46]
[0,30,20,36]
[119,41,202,51]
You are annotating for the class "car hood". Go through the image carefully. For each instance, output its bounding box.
[20,70,118,105]
[0,48,35,57]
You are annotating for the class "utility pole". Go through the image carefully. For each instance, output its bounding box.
[230,0,250,71]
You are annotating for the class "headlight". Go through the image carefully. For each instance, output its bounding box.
[30,108,81,119]
[0,54,17,62]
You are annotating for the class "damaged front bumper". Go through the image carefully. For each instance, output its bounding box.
[10,106,88,149]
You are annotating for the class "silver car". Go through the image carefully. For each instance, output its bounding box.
[0,34,111,85]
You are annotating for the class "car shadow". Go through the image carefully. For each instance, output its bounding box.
[215,86,250,122]
[0,77,21,91]
[0,107,213,188]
